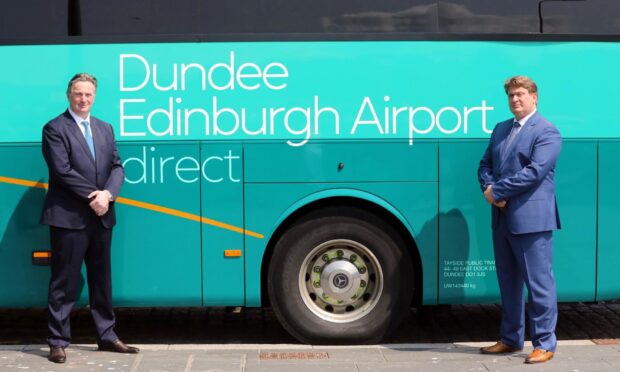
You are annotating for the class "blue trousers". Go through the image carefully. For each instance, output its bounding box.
[492,215,557,352]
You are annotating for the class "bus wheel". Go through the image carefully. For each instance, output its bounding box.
[268,208,413,344]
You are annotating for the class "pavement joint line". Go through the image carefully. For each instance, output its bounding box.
[7,340,599,352]
[183,353,194,372]
[128,353,143,372]
[240,353,247,372]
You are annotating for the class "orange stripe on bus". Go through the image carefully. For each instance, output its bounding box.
[0,175,264,239]
[116,197,264,239]
[0,176,48,189]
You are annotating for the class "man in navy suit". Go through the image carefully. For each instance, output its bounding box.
[478,76,561,364]
[41,73,139,363]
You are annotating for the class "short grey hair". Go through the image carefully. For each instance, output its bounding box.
[66,72,97,95]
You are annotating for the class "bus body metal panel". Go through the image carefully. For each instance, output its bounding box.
[597,141,620,301]
[113,143,202,306]
[553,141,597,302]
[244,142,437,183]
[439,141,500,303]
[0,145,49,307]
[201,143,245,306]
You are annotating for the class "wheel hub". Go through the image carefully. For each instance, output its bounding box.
[299,239,383,323]
[320,260,360,301]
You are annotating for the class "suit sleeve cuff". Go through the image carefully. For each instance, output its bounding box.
[104,189,114,202]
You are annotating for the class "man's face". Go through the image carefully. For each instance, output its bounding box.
[67,81,96,118]
[507,86,537,120]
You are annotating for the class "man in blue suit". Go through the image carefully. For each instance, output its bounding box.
[478,76,561,364]
[41,73,139,363]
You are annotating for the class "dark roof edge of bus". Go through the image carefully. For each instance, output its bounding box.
[2,32,620,46]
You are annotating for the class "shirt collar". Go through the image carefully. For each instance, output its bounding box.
[68,108,91,125]
[514,108,537,127]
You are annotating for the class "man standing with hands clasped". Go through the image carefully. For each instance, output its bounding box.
[478,76,561,364]
[41,73,139,363]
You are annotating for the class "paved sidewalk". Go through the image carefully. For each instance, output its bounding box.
[2,341,619,372]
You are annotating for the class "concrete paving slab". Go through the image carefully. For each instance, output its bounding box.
[3,343,620,372]
[128,350,194,372]
[309,348,385,363]
[380,344,486,362]
[0,346,24,351]
[247,362,358,372]
[356,361,487,372]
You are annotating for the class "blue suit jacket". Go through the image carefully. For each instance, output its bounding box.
[478,111,561,234]
[40,110,124,229]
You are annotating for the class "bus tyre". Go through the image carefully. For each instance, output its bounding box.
[268,208,413,344]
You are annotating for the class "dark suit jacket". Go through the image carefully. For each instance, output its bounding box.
[478,111,561,234]
[40,110,124,229]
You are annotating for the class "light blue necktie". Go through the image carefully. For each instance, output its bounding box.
[80,120,96,159]
[506,121,521,147]
[501,121,521,159]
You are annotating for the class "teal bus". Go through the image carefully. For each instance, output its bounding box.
[1,0,620,344]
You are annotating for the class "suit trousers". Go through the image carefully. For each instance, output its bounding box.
[47,223,118,347]
[492,213,558,352]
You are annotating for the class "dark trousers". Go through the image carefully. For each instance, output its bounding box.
[492,214,558,352]
[47,223,118,347]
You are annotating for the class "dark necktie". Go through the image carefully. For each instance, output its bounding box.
[80,120,95,159]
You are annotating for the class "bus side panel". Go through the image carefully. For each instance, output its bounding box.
[113,143,202,306]
[554,141,597,301]
[439,141,500,303]
[597,141,620,301]
[201,143,245,305]
[0,144,50,307]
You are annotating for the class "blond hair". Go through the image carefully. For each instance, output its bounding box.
[504,75,537,94]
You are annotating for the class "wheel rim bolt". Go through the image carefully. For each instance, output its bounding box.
[313,266,322,273]
[337,250,344,257]
[322,254,329,262]
[359,267,367,274]
[313,281,320,288]
[360,280,367,288]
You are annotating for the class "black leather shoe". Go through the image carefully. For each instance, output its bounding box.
[98,339,140,354]
[48,346,66,363]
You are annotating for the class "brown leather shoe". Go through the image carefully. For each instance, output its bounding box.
[525,349,554,364]
[48,346,66,363]
[480,341,522,354]
[98,339,140,354]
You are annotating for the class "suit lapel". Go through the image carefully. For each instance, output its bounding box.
[62,111,96,165]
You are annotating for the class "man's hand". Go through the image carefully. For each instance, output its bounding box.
[483,185,496,205]
[484,185,507,208]
[88,190,110,216]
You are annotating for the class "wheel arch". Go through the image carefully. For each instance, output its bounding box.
[260,189,423,308]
